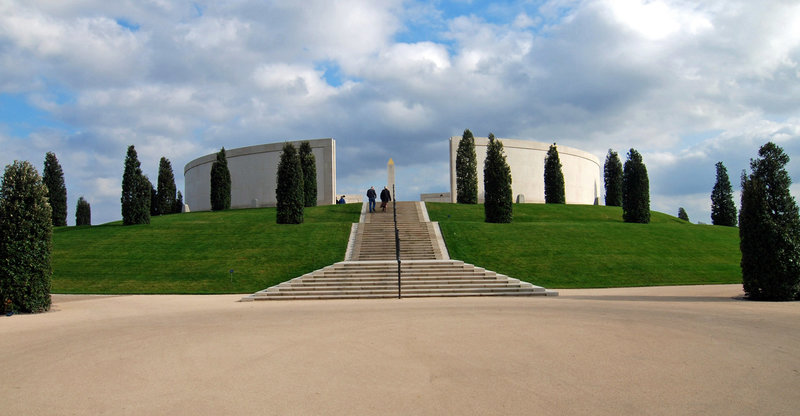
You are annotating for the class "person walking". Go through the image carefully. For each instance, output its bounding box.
[366,186,377,213]
[380,186,391,212]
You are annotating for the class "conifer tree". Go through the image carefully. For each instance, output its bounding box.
[604,149,623,207]
[483,133,513,223]
[710,161,737,226]
[156,157,177,216]
[678,207,689,221]
[622,148,650,223]
[42,152,67,226]
[544,143,565,204]
[276,142,304,224]
[150,183,158,217]
[174,190,183,214]
[0,160,52,313]
[210,147,231,211]
[739,142,800,301]
[299,141,317,207]
[456,129,478,204]
[121,145,150,225]
[76,196,91,226]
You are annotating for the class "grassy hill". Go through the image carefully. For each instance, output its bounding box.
[52,204,362,294]
[426,203,741,289]
[52,202,741,294]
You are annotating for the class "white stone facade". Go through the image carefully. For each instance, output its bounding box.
[184,139,336,212]
[449,137,601,205]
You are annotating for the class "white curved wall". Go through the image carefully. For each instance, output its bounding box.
[449,137,601,205]
[184,139,336,212]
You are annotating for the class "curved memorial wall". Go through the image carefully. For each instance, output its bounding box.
[448,137,601,205]
[184,138,336,212]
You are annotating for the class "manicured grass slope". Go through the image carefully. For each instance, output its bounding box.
[52,204,361,294]
[426,203,741,289]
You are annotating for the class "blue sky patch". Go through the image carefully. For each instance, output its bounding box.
[115,18,140,32]
[316,61,347,87]
[0,93,72,138]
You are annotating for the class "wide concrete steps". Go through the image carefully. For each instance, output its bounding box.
[242,260,558,301]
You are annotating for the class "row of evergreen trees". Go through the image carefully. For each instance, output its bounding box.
[276,141,317,224]
[121,146,183,225]
[456,130,514,222]
[207,141,318,224]
[456,131,651,223]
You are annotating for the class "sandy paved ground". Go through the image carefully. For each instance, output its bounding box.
[2,285,799,415]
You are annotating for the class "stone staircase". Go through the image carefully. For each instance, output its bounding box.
[242,201,557,301]
[243,260,553,300]
[349,201,443,261]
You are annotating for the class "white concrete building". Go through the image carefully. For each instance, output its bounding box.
[448,137,601,205]
[184,139,336,212]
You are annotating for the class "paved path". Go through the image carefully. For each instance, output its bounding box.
[3,285,799,415]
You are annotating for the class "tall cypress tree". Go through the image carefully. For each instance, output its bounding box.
[0,160,52,313]
[622,148,650,224]
[456,129,478,204]
[740,142,800,301]
[276,142,304,224]
[299,141,317,207]
[121,145,150,225]
[42,152,67,226]
[483,133,513,223]
[210,147,231,211]
[710,161,737,226]
[544,143,566,204]
[75,196,91,226]
[156,157,177,216]
[604,149,623,207]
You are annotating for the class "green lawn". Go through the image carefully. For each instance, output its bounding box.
[52,204,361,294]
[426,203,741,288]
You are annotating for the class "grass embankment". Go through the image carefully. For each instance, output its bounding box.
[426,203,741,289]
[52,204,361,294]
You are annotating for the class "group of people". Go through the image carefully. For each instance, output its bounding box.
[366,186,392,213]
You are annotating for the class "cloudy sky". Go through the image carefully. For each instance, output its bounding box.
[1,0,799,225]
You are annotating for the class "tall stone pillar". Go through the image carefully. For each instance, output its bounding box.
[387,158,395,199]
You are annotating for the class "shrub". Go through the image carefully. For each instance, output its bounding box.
[483,133,512,223]
[0,161,52,313]
[76,196,91,226]
[678,207,689,221]
[456,129,478,204]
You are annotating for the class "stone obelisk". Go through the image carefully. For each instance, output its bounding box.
[387,158,395,200]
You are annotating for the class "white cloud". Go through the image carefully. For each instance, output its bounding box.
[604,0,712,41]
[1,0,799,225]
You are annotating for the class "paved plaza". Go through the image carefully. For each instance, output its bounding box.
[3,285,799,415]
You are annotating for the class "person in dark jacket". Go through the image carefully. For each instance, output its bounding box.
[366,187,377,212]
[380,186,391,212]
